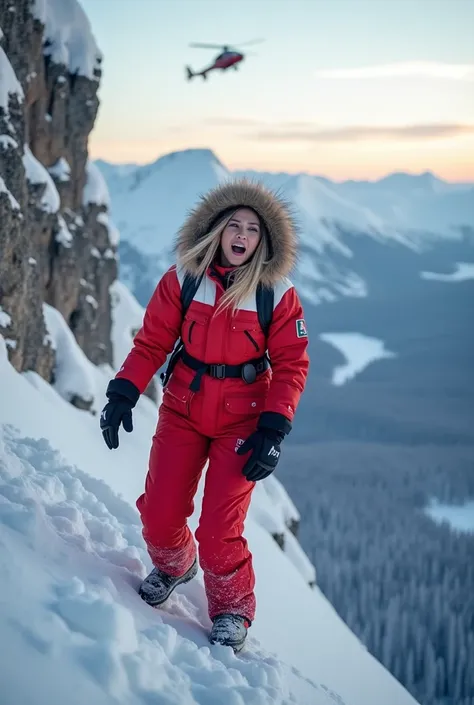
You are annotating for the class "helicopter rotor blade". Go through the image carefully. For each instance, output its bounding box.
[233,38,265,47]
[189,42,227,49]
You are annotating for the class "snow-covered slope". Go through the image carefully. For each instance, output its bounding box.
[0,320,419,704]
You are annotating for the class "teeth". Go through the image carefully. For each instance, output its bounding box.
[232,244,245,253]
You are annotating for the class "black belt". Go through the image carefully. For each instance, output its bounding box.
[181,348,270,392]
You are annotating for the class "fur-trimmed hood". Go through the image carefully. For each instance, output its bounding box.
[174,178,298,286]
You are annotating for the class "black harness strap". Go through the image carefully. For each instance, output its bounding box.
[181,349,269,392]
[161,271,274,390]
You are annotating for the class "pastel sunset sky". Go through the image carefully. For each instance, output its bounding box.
[81,0,474,181]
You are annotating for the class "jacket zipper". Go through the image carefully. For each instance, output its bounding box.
[244,330,259,352]
[188,321,196,344]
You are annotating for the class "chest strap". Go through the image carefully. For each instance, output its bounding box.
[181,348,270,392]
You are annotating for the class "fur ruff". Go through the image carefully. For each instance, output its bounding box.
[173,178,299,286]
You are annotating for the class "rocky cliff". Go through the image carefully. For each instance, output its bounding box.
[0,0,151,409]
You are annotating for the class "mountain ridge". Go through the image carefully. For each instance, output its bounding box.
[95,153,474,187]
[95,147,474,312]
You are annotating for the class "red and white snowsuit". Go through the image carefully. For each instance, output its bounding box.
[115,180,309,622]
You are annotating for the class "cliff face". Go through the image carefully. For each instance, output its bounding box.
[0,0,122,408]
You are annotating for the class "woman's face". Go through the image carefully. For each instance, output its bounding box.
[219,208,262,266]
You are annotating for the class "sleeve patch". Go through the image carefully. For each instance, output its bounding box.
[296,319,307,338]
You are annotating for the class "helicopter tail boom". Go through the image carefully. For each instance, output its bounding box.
[186,65,208,80]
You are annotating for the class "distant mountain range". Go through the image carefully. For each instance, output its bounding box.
[95,149,474,306]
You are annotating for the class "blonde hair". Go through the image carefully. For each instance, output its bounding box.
[178,210,270,315]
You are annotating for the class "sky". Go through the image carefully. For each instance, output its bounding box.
[81,0,474,181]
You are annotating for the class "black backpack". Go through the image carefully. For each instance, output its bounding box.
[160,272,274,387]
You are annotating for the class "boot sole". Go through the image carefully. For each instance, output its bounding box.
[139,558,198,607]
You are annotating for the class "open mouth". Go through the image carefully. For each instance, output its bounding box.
[231,243,246,255]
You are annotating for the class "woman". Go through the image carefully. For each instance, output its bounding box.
[100,178,309,651]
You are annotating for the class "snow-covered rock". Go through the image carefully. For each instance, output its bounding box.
[109,280,145,371]
[1,0,114,380]
[0,45,24,132]
[0,174,21,211]
[22,144,61,213]
[33,0,102,81]
[83,159,111,208]
[48,156,71,182]
[42,303,100,411]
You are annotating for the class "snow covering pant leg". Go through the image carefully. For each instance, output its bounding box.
[195,434,257,623]
[136,407,209,577]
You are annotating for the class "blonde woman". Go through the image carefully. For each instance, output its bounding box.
[100,179,309,651]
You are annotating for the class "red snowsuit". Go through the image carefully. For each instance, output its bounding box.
[115,180,309,623]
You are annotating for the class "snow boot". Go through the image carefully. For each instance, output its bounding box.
[209,613,250,652]
[138,558,198,606]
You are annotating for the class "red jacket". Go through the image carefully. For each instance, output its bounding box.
[116,262,309,425]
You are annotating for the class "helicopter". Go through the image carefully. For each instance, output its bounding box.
[185,39,264,80]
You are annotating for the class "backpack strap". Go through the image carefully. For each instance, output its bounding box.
[160,271,203,387]
[181,271,204,313]
[256,283,274,338]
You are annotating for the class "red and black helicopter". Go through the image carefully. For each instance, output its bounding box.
[185,39,264,81]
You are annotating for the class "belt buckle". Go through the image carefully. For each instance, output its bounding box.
[212,364,225,379]
[242,363,257,384]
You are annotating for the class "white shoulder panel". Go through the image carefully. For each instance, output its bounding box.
[272,277,293,309]
[175,265,186,287]
[239,292,258,313]
[175,266,216,307]
[194,276,217,307]
[238,277,293,313]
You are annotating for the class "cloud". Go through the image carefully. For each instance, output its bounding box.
[202,117,265,127]
[249,124,474,143]
[201,117,314,129]
[314,61,474,81]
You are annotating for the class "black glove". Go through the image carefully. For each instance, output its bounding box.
[237,412,292,482]
[100,378,140,450]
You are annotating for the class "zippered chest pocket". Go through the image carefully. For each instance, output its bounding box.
[182,310,209,357]
[229,318,266,363]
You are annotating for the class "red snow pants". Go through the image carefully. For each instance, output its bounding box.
[136,362,270,623]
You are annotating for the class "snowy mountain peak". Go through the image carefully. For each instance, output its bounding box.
[154,147,225,168]
[127,148,228,194]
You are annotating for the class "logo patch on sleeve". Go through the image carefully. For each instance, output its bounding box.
[296,319,308,338]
